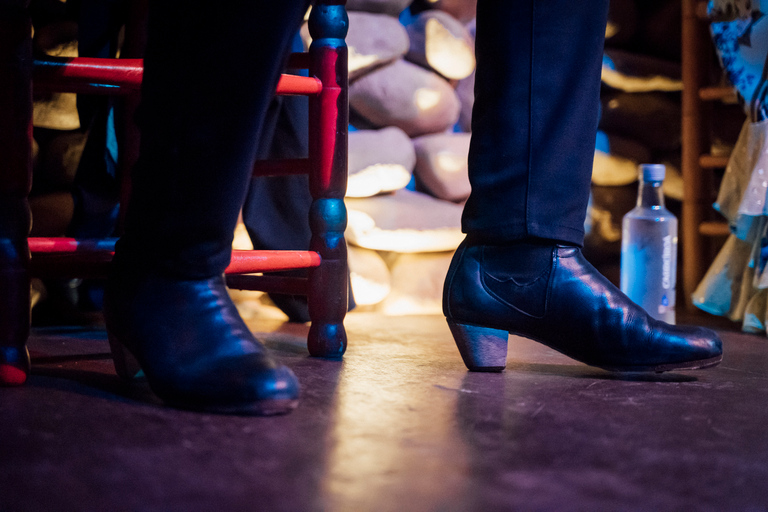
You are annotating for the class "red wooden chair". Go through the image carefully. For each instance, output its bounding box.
[0,0,349,386]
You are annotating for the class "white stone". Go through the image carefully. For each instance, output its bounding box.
[348,246,391,306]
[346,12,410,80]
[413,132,471,202]
[406,10,475,80]
[348,127,415,197]
[380,251,455,315]
[346,189,464,252]
[349,59,461,137]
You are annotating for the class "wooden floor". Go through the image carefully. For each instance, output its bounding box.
[1,312,767,511]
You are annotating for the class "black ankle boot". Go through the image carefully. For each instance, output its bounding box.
[104,269,299,415]
[443,240,723,372]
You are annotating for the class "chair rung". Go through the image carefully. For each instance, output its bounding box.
[277,74,322,95]
[28,237,119,252]
[698,221,730,237]
[695,1,709,19]
[32,57,321,96]
[253,158,310,176]
[699,154,730,168]
[28,238,322,277]
[227,250,321,273]
[225,275,309,295]
[699,86,737,102]
[33,57,143,94]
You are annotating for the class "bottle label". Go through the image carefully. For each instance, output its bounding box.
[661,235,672,290]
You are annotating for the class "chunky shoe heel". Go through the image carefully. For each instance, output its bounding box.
[447,320,509,372]
[108,332,142,380]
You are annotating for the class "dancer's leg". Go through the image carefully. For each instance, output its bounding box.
[463,0,606,244]
[105,0,309,414]
[444,0,722,372]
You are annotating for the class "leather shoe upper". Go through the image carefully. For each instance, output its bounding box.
[444,241,723,370]
[104,272,299,410]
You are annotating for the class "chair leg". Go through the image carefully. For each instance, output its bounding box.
[0,0,33,385]
[307,1,349,358]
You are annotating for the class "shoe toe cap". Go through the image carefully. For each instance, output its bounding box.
[249,364,301,402]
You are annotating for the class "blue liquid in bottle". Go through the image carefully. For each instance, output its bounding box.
[620,164,677,324]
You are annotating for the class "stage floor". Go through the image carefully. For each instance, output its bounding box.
[2,312,767,511]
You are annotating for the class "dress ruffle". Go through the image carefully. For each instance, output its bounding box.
[694,119,768,333]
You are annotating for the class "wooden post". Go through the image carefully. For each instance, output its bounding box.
[307,0,349,358]
[681,0,709,310]
[0,0,32,385]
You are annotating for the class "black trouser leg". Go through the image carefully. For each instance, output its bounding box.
[115,0,309,276]
[462,0,609,246]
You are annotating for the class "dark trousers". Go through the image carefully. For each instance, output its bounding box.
[115,0,310,277]
[463,0,609,246]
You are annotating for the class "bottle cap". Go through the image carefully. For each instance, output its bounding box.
[640,163,665,182]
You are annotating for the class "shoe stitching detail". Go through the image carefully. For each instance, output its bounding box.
[479,247,549,319]
[482,266,551,287]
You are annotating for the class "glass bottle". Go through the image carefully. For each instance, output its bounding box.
[620,164,677,324]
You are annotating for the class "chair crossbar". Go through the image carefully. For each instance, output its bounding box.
[32,57,322,96]
[28,238,321,277]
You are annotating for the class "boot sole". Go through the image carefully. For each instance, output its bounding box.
[448,319,723,374]
[597,354,723,373]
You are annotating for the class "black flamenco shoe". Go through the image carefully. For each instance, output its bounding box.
[443,240,723,373]
[103,271,300,415]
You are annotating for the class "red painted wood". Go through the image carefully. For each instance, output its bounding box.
[278,74,322,95]
[226,250,321,273]
[28,238,118,252]
[32,57,321,96]
[0,365,27,386]
[27,239,321,274]
[312,47,341,195]
[33,57,143,92]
